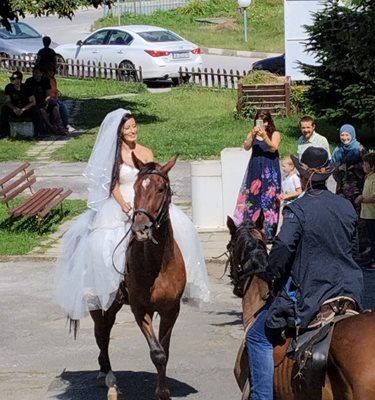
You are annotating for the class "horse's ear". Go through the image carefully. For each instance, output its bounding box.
[132,152,145,170]
[227,216,237,236]
[161,154,178,175]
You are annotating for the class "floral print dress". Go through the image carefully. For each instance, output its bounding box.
[233,137,281,239]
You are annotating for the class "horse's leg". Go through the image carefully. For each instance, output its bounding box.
[90,300,123,384]
[134,310,171,400]
[155,305,180,398]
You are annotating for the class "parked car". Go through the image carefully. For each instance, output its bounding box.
[54,25,203,83]
[0,21,58,59]
[252,54,285,75]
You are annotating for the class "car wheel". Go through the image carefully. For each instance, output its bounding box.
[56,55,66,76]
[118,60,137,82]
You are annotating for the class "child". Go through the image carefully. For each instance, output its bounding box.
[280,155,302,204]
[355,152,375,267]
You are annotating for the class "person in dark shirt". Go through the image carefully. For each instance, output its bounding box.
[246,146,363,400]
[0,70,42,138]
[25,65,67,135]
[36,36,57,75]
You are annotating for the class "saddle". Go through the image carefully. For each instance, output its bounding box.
[234,296,358,393]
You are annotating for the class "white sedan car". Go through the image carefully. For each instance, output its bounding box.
[55,25,203,82]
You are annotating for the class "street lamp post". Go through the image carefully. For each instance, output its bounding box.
[238,0,252,43]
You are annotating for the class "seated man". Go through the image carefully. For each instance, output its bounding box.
[43,66,70,131]
[25,65,67,135]
[0,70,42,138]
[246,146,363,400]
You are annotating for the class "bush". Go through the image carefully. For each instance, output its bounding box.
[239,70,284,85]
[290,84,312,115]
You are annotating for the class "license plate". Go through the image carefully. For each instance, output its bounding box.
[172,52,189,59]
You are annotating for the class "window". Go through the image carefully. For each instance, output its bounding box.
[108,31,133,45]
[138,30,182,43]
[84,30,110,45]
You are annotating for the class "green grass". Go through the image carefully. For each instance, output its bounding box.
[94,0,284,52]
[0,199,87,255]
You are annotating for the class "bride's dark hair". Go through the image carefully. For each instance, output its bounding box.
[110,112,136,192]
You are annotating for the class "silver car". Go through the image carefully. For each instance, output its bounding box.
[0,21,57,59]
[55,25,203,83]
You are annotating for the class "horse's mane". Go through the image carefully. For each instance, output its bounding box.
[227,220,268,297]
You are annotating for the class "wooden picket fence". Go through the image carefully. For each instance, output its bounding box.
[178,67,247,89]
[0,54,143,82]
[236,77,291,117]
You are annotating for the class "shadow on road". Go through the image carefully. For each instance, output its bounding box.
[51,369,198,400]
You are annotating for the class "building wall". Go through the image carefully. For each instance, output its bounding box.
[284,0,324,81]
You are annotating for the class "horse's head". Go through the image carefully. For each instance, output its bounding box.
[131,153,178,241]
[226,216,268,297]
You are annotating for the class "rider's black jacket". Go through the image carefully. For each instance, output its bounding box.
[265,186,363,330]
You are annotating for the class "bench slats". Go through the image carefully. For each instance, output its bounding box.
[0,169,35,197]
[1,176,37,204]
[0,163,72,222]
[37,189,73,219]
[11,188,63,216]
[0,162,30,186]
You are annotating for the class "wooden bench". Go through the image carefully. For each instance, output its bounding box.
[0,162,72,223]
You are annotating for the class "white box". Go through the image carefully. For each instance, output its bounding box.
[10,121,35,138]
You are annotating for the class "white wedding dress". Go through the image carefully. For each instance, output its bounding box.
[54,164,210,320]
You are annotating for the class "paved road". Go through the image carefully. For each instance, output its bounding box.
[0,260,242,400]
[24,8,262,73]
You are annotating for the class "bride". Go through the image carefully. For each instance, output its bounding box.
[54,108,210,321]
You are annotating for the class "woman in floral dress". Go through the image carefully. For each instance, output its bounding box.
[233,110,282,241]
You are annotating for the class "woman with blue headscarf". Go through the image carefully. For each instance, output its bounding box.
[333,124,368,253]
[332,124,364,164]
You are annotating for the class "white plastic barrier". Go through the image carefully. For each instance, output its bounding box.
[191,160,223,230]
[191,148,251,230]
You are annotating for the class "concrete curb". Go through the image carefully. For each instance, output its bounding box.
[201,47,281,59]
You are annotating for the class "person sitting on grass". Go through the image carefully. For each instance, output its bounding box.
[0,70,42,138]
[25,65,68,135]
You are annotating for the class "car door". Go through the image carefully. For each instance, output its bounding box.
[106,30,134,65]
[74,29,111,64]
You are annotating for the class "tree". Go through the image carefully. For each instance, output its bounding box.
[301,0,375,125]
[0,0,113,30]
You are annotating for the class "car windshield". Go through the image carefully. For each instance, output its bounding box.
[137,30,182,43]
[0,22,41,39]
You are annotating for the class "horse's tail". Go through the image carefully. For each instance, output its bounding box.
[68,317,80,339]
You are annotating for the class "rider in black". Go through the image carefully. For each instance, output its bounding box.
[246,146,363,400]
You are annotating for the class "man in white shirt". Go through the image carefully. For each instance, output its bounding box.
[297,115,331,159]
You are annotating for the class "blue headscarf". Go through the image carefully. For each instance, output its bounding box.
[331,124,361,164]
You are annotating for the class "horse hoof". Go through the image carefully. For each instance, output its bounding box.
[108,385,125,400]
[155,388,170,400]
[105,370,118,388]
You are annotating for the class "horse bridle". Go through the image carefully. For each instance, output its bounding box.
[132,169,172,231]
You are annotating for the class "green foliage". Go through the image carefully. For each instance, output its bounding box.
[239,70,284,84]
[0,1,113,29]
[301,0,375,126]
[0,198,86,255]
[290,84,312,115]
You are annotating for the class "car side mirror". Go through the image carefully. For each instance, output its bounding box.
[76,40,83,46]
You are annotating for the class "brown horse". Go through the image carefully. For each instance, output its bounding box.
[89,155,186,400]
[226,216,375,400]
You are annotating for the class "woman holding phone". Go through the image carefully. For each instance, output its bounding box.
[233,109,282,242]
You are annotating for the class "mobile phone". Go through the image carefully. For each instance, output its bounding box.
[255,119,264,128]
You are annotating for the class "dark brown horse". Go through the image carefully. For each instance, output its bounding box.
[90,155,186,400]
[226,216,375,400]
